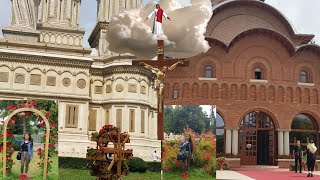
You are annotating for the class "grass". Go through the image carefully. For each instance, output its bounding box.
[0,151,58,180]
[59,168,215,180]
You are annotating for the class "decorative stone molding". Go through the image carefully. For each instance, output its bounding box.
[250,79,268,83]
[77,79,86,89]
[0,72,9,82]
[62,78,71,87]
[115,84,124,92]
[90,66,153,80]
[46,76,56,86]
[14,73,25,84]
[95,86,103,94]
[40,31,84,47]
[128,84,137,93]
[106,85,112,93]
[140,86,146,94]
[30,74,41,85]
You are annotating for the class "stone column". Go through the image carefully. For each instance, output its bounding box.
[284,131,290,155]
[232,129,238,155]
[277,130,284,155]
[226,129,232,153]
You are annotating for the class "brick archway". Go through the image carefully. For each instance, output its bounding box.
[2,108,50,180]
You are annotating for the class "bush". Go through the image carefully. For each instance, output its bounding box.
[126,157,147,173]
[146,161,161,172]
[59,157,93,169]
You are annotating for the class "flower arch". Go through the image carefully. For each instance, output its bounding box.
[0,101,58,180]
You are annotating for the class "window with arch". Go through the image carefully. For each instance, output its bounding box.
[216,113,225,154]
[290,114,319,155]
[254,67,262,80]
[300,71,308,83]
[204,65,213,78]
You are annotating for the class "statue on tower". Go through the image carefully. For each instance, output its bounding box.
[10,0,37,30]
[145,4,171,36]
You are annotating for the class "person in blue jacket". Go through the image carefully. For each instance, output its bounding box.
[16,133,33,176]
[179,134,193,171]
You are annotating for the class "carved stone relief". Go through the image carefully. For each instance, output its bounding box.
[0,72,9,82]
[95,86,102,94]
[128,84,137,93]
[141,86,146,94]
[77,79,86,89]
[14,73,25,84]
[62,78,71,87]
[46,76,56,86]
[30,74,41,85]
[106,85,112,93]
[115,84,124,92]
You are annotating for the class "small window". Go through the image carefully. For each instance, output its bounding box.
[65,105,79,128]
[205,66,212,78]
[300,71,308,83]
[254,68,262,79]
[173,90,178,99]
[129,109,135,132]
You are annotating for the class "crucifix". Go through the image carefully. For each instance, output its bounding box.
[132,40,188,140]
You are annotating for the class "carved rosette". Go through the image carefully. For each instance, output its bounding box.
[15,73,25,84]
[106,85,112,93]
[62,78,71,87]
[77,79,86,89]
[46,76,56,86]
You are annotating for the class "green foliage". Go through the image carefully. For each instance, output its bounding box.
[146,161,161,172]
[126,157,148,173]
[164,105,209,134]
[58,157,94,169]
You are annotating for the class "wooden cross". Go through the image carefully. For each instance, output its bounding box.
[132,40,188,140]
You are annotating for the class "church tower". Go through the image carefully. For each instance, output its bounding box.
[37,0,85,47]
[89,0,143,56]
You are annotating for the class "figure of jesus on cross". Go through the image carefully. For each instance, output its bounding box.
[132,40,188,140]
[145,4,171,36]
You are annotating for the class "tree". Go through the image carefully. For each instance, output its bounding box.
[164,105,208,134]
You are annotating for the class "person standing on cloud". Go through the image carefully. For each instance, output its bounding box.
[145,4,171,36]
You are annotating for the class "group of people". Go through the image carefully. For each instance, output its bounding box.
[294,140,318,177]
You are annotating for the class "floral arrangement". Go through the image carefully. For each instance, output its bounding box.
[0,100,58,175]
[87,146,105,157]
[92,125,129,143]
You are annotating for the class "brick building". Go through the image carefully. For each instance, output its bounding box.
[164,0,320,166]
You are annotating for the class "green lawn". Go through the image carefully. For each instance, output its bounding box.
[59,168,215,180]
[0,151,58,180]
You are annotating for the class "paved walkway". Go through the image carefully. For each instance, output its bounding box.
[217,170,320,180]
[216,170,254,180]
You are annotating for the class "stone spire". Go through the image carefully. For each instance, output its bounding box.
[2,0,40,43]
[37,0,85,47]
[89,0,143,56]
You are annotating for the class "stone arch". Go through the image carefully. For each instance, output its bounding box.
[237,108,280,129]
[2,108,50,179]
[290,111,320,131]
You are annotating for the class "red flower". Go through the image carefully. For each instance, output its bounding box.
[37,162,40,165]
[182,172,189,179]
[174,159,178,163]
[21,104,26,108]
[45,112,50,117]
[53,136,58,139]
[37,151,41,155]
[49,143,55,148]
[99,129,107,134]
[100,148,105,152]
[39,122,45,127]
[55,151,58,155]
[87,146,90,149]
[31,101,36,106]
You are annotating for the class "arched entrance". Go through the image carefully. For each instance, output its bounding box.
[2,108,50,180]
[216,113,225,154]
[239,111,276,165]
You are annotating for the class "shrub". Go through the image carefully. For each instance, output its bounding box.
[146,161,161,172]
[59,157,93,169]
[126,157,147,173]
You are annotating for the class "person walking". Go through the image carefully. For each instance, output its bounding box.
[152,151,159,162]
[306,140,317,177]
[293,140,303,173]
[16,133,33,178]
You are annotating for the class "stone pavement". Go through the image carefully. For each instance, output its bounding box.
[216,170,255,180]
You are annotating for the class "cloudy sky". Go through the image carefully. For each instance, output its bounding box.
[0,0,319,47]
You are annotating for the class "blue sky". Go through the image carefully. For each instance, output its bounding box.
[0,0,319,47]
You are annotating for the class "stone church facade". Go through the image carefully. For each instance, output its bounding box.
[165,0,320,166]
[0,0,159,161]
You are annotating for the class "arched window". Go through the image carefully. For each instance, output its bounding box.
[254,68,262,80]
[216,113,225,154]
[204,66,213,78]
[290,114,319,156]
[300,71,308,83]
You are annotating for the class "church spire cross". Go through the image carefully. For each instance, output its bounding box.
[132,39,189,140]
